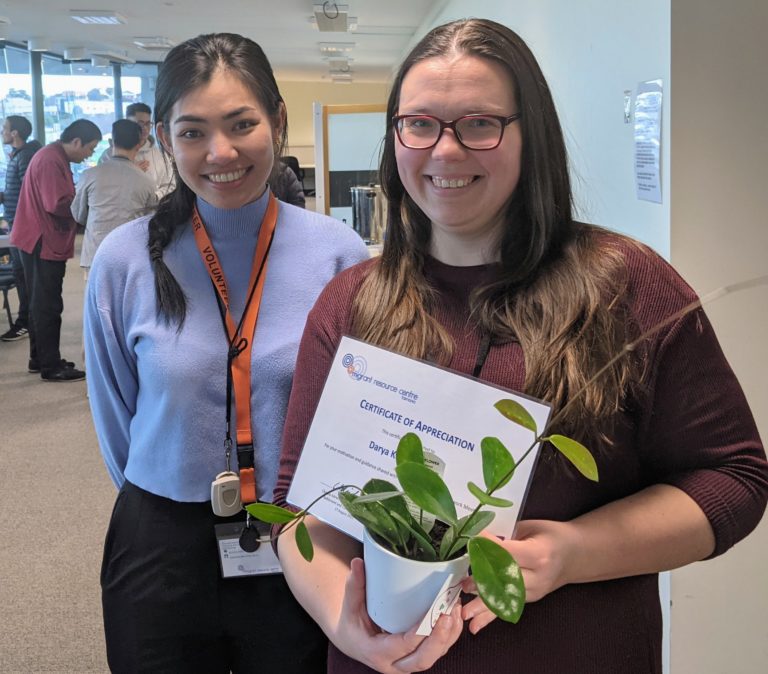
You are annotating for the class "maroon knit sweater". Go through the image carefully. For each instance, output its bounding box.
[275,234,767,674]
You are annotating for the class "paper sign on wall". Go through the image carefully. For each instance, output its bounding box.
[634,79,663,204]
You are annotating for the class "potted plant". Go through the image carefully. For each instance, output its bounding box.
[248,276,765,632]
[247,397,597,632]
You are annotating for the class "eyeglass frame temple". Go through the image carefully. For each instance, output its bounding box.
[392,113,522,150]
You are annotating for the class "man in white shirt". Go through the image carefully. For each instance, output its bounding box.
[97,102,174,200]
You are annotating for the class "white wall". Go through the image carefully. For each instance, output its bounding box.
[420,0,672,255]
[669,1,768,672]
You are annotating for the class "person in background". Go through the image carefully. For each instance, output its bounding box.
[271,159,306,208]
[0,115,42,341]
[84,33,368,673]
[10,119,101,382]
[98,102,175,199]
[72,118,157,275]
[273,18,768,673]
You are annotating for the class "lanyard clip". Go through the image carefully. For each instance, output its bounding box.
[237,443,256,505]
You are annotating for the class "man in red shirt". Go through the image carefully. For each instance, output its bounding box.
[10,119,101,382]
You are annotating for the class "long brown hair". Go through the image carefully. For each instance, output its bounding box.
[351,19,638,441]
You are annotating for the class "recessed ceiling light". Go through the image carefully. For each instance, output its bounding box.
[133,36,175,51]
[70,10,126,25]
[331,72,353,83]
[319,41,355,54]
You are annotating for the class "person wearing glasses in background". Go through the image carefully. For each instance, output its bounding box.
[272,18,768,674]
[98,102,175,199]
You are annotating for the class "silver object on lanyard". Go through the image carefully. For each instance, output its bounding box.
[211,438,242,517]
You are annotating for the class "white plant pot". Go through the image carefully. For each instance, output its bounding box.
[363,528,470,634]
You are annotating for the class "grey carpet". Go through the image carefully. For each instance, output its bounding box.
[1,237,112,673]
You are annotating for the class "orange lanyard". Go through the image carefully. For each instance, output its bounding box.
[191,193,278,503]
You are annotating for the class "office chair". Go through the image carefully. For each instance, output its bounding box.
[0,251,17,330]
[281,156,305,192]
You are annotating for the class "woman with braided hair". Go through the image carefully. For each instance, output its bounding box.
[84,33,368,673]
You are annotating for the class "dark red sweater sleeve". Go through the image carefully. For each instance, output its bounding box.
[622,242,767,557]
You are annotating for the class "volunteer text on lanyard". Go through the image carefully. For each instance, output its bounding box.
[192,193,278,512]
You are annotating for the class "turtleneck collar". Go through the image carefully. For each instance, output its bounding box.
[424,255,498,298]
[194,188,270,240]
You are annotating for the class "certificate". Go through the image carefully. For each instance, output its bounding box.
[287,336,551,541]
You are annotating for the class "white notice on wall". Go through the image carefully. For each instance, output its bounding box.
[634,79,663,203]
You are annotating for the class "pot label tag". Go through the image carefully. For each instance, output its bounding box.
[415,572,464,636]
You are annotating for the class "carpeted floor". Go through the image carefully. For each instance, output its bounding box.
[0,236,112,673]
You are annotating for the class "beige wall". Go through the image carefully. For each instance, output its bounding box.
[277,80,390,152]
[670,1,768,672]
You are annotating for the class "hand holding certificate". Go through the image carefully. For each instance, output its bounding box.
[248,336,599,630]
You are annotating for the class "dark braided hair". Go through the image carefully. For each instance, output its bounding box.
[148,33,287,326]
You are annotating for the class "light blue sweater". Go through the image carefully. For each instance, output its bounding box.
[85,190,369,502]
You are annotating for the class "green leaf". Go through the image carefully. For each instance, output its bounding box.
[355,490,402,503]
[458,510,496,538]
[480,436,516,491]
[467,481,515,508]
[244,502,299,524]
[390,511,437,561]
[396,462,458,526]
[339,491,405,550]
[396,432,425,466]
[295,520,314,562]
[494,399,538,433]
[438,523,459,560]
[363,479,400,493]
[468,537,525,623]
[546,434,599,482]
[361,479,413,524]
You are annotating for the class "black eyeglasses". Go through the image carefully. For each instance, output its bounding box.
[392,113,522,151]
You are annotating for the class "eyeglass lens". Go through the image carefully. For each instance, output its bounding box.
[397,116,505,150]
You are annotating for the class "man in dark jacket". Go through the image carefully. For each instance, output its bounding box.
[10,119,101,382]
[1,115,42,341]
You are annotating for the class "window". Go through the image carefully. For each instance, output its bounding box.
[41,55,116,182]
[120,63,158,117]
[0,46,34,210]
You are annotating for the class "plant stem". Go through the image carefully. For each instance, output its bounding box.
[269,483,360,540]
[489,274,768,492]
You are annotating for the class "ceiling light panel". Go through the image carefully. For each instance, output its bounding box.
[70,10,126,25]
[133,36,176,51]
[319,41,356,55]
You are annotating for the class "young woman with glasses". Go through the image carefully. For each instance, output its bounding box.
[272,18,767,674]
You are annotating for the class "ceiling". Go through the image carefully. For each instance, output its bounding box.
[0,0,448,82]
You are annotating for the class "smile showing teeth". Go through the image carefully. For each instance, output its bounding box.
[431,176,476,189]
[207,168,247,184]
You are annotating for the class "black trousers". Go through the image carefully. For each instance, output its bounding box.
[101,482,327,674]
[8,234,29,327]
[19,239,66,369]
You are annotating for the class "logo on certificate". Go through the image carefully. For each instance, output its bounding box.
[342,353,368,380]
